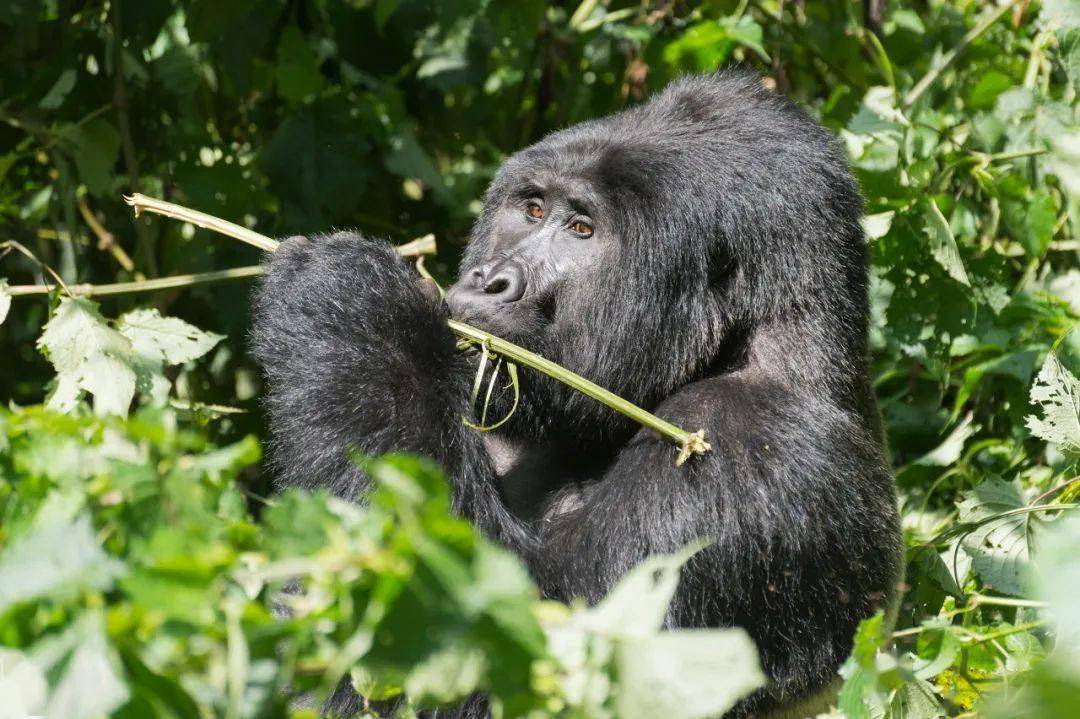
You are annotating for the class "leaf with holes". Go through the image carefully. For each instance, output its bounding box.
[1026,352,1080,453]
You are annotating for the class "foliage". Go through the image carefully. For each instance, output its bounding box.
[3,0,1080,717]
[0,407,763,718]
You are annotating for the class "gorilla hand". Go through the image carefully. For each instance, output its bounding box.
[250,232,471,499]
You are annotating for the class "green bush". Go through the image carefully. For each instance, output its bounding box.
[3,1,1080,717]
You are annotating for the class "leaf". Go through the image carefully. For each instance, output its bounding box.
[37,297,137,416]
[958,480,1041,596]
[922,198,970,286]
[837,612,888,719]
[39,68,77,109]
[1026,352,1080,453]
[0,648,47,719]
[118,308,223,365]
[0,278,10,326]
[914,413,974,467]
[1042,0,1080,93]
[61,118,122,197]
[33,614,130,719]
[275,25,324,103]
[374,0,402,32]
[0,514,125,613]
[581,541,707,638]
[1035,513,1080,657]
[614,629,765,719]
[861,211,895,241]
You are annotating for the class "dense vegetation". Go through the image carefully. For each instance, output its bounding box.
[2,1,1080,717]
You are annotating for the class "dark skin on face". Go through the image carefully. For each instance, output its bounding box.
[445,176,607,337]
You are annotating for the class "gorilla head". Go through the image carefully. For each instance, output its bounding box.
[446,70,873,449]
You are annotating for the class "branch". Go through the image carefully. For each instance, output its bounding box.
[449,320,710,464]
[124,194,281,253]
[78,195,135,272]
[903,1,1018,108]
[7,265,264,298]
[121,196,712,464]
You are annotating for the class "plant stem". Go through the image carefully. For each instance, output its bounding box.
[124,194,280,253]
[119,195,712,464]
[903,0,1018,108]
[448,320,710,463]
[7,265,265,297]
[968,594,1048,609]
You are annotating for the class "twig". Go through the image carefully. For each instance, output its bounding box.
[1,240,72,296]
[7,265,264,297]
[450,320,711,463]
[77,195,135,271]
[968,594,1048,610]
[903,1,1018,108]
[122,196,712,464]
[124,194,280,253]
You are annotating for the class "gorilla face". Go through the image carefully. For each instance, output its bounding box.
[445,172,610,341]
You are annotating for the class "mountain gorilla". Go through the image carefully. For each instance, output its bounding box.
[251,70,903,717]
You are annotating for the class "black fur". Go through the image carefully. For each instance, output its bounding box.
[251,71,903,717]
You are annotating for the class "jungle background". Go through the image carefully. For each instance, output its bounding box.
[2,1,1080,717]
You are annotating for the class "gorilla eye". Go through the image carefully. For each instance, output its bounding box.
[526,202,544,220]
[570,220,593,238]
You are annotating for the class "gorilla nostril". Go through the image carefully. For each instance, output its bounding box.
[480,261,526,302]
[485,277,509,295]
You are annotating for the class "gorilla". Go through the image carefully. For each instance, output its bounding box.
[251,70,903,718]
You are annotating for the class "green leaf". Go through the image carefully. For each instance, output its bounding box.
[39,68,77,109]
[0,514,125,613]
[862,211,895,241]
[1026,352,1080,453]
[583,541,707,637]
[1042,0,1080,93]
[32,614,130,719]
[276,25,324,103]
[37,297,137,416]
[661,16,767,73]
[958,480,1041,596]
[837,612,888,719]
[614,629,765,719]
[0,648,47,718]
[374,0,402,32]
[61,118,122,197]
[118,308,223,365]
[923,198,970,286]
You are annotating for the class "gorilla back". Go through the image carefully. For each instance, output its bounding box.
[251,70,903,717]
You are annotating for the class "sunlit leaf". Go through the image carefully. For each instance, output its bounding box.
[1026,352,1080,453]
[37,297,137,416]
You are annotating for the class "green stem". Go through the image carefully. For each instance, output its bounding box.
[118,195,712,464]
[903,1,1018,108]
[449,320,711,464]
[7,265,265,297]
[968,594,1048,610]
[125,194,279,253]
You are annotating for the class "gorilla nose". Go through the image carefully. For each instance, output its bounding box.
[446,259,526,319]
[482,261,526,303]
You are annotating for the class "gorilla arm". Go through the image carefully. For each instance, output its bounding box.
[527,374,900,708]
[250,232,529,549]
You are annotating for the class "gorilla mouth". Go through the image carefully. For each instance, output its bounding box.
[449,294,553,351]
